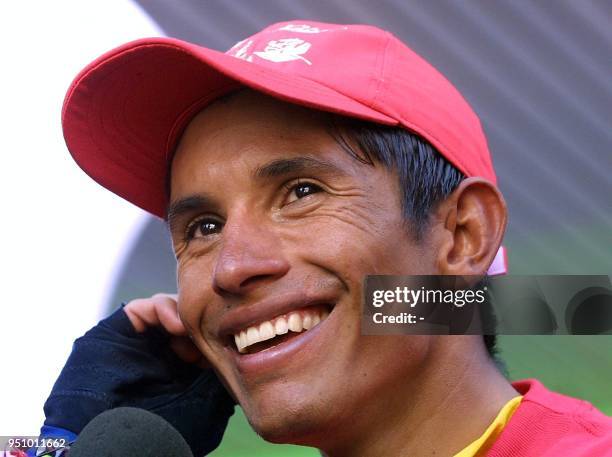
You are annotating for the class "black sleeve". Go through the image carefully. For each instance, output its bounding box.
[43,306,235,456]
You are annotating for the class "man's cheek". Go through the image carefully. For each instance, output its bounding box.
[177,269,216,337]
[303,228,392,277]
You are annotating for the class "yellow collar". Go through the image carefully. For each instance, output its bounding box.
[453,396,523,457]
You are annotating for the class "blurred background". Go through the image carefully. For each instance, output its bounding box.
[1,1,610,456]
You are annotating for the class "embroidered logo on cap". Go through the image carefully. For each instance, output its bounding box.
[226,22,352,64]
[253,38,312,65]
[228,39,254,61]
[227,36,312,65]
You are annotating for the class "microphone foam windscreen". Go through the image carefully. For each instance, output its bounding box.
[69,407,193,456]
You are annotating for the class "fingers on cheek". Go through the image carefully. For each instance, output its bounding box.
[157,299,187,336]
[136,298,163,328]
[124,299,151,332]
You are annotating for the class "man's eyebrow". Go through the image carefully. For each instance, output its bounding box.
[166,157,345,227]
[166,194,216,230]
[254,156,346,179]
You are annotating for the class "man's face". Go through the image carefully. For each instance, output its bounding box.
[169,90,438,445]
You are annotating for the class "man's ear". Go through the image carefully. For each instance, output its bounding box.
[433,177,507,275]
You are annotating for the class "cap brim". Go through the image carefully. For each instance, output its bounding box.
[62,37,397,218]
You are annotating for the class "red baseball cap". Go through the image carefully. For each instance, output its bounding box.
[62,19,507,274]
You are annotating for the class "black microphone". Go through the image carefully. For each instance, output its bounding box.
[69,407,194,456]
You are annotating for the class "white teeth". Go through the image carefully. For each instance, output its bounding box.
[275,317,288,335]
[240,331,247,351]
[302,313,313,330]
[234,308,329,353]
[247,327,259,344]
[259,321,275,340]
[288,313,303,332]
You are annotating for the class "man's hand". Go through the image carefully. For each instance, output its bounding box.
[42,295,235,457]
[124,293,208,368]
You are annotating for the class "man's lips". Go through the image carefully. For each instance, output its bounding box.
[217,290,338,349]
[234,305,330,353]
[224,299,340,377]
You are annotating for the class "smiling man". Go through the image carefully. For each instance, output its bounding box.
[164,88,516,456]
[37,20,612,457]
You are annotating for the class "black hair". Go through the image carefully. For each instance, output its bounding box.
[328,116,498,359]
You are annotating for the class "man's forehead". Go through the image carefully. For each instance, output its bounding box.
[180,89,330,139]
[169,91,359,184]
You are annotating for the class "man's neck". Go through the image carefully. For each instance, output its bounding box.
[320,337,518,457]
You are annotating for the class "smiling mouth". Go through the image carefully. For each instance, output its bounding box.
[233,305,331,354]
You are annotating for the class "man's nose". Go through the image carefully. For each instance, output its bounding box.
[212,213,290,296]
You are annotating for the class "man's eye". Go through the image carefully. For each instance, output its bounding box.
[186,217,223,240]
[287,181,322,204]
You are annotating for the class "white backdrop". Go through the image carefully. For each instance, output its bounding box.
[0,0,161,434]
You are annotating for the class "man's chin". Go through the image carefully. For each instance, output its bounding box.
[247,414,325,447]
[239,392,333,447]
